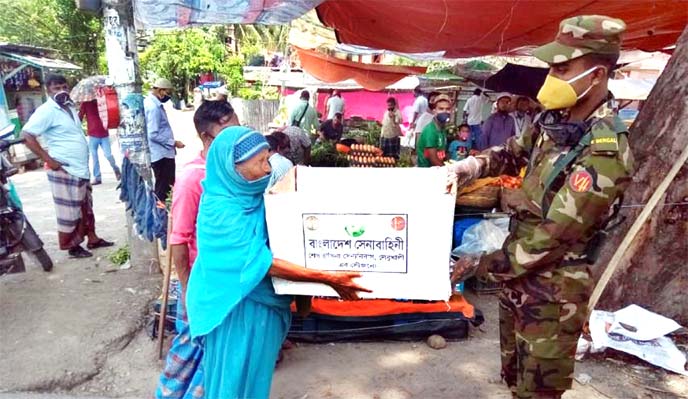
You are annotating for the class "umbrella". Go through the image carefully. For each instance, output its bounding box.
[485,64,548,99]
[453,60,497,82]
[70,75,109,103]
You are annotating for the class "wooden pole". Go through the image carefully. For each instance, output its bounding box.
[588,143,688,314]
[157,215,174,359]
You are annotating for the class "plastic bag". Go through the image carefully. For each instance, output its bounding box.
[453,218,509,256]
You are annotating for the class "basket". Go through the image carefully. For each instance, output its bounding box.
[456,185,500,208]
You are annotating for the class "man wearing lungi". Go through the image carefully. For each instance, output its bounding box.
[22,74,113,259]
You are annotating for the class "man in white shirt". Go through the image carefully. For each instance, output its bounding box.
[325,90,345,120]
[463,88,490,147]
[409,86,429,130]
[510,96,533,138]
[409,91,439,149]
[408,86,430,149]
[22,74,113,258]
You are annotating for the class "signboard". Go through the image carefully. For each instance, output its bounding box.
[266,166,455,301]
[302,213,408,274]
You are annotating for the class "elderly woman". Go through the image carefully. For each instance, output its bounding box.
[186,126,369,399]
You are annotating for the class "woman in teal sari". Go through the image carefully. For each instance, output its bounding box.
[186,126,368,399]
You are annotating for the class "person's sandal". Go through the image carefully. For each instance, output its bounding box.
[87,239,114,250]
[69,246,93,258]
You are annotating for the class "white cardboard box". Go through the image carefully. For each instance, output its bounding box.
[265,166,455,301]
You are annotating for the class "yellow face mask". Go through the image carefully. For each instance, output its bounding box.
[536,66,602,110]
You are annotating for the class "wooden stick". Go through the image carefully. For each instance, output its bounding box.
[588,143,688,313]
[157,214,174,360]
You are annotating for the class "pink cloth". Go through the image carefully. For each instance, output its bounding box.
[169,155,206,268]
[285,88,415,124]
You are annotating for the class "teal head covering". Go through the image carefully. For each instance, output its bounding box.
[186,126,282,338]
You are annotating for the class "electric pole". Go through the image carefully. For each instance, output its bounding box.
[101,0,158,269]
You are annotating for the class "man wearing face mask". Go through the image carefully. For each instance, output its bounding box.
[511,96,533,138]
[154,100,238,399]
[416,94,453,167]
[144,78,185,202]
[448,16,632,399]
[480,93,516,150]
[22,74,114,258]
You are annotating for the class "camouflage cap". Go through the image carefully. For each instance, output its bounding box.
[431,93,453,104]
[533,15,626,64]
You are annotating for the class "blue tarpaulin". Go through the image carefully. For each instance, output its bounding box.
[134,0,323,28]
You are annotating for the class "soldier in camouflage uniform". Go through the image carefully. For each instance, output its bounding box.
[449,16,633,399]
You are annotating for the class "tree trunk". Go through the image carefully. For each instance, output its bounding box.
[593,26,688,324]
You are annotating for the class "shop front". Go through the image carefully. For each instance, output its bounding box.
[0,43,81,166]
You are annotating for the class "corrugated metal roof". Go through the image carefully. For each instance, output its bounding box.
[0,52,81,71]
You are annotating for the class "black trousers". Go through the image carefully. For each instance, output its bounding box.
[151,157,176,202]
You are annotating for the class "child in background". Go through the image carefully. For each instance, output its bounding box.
[448,124,473,161]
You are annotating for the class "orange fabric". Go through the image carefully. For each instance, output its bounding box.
[295,47,427,91]
[317,1,687,58]
[290,295,475,319]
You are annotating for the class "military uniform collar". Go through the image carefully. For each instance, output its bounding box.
[586,92,627,134]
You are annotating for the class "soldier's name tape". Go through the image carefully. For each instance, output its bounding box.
[591,137,618,145]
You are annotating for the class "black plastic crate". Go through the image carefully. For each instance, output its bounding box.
[288,309,484,343]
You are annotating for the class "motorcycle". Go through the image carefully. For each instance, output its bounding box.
[0,137,53,275]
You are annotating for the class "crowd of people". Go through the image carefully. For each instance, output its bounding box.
[281,82,540,168]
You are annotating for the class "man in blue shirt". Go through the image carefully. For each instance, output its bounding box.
[22,74,113,258]
[144,78,185,202]
[265,131,293,190]
[480,93,516,150]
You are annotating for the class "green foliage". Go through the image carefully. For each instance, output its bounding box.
[237,87,262,100]
[345,123,382,146]
[234,25,290,55]
[217,55,245,95]
[397,148,415,168]
[310,142,349,167]
[0,0,104,74]
[141,28,236,101]
[108,245,130,266]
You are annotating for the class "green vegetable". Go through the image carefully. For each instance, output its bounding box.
[108,245,130,266]
[310,142,350,167]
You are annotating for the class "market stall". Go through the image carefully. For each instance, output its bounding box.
[0,43,81,166]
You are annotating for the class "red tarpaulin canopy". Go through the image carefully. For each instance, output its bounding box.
[295,47,427,91]
[317,1,688,58]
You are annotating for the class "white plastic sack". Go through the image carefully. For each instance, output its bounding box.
[589,307,688,376]
[609,304,682,341]
[453,218,509,256]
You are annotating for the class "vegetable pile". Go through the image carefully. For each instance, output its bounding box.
[311,142,350,167]
[490,175,523,189]
[347,144,396,168]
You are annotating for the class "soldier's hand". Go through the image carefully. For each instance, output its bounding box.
[447,156,484,188]
[450,255,482,284]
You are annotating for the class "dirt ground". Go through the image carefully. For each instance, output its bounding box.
[1,106,686,399]
[70,292,688,399]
